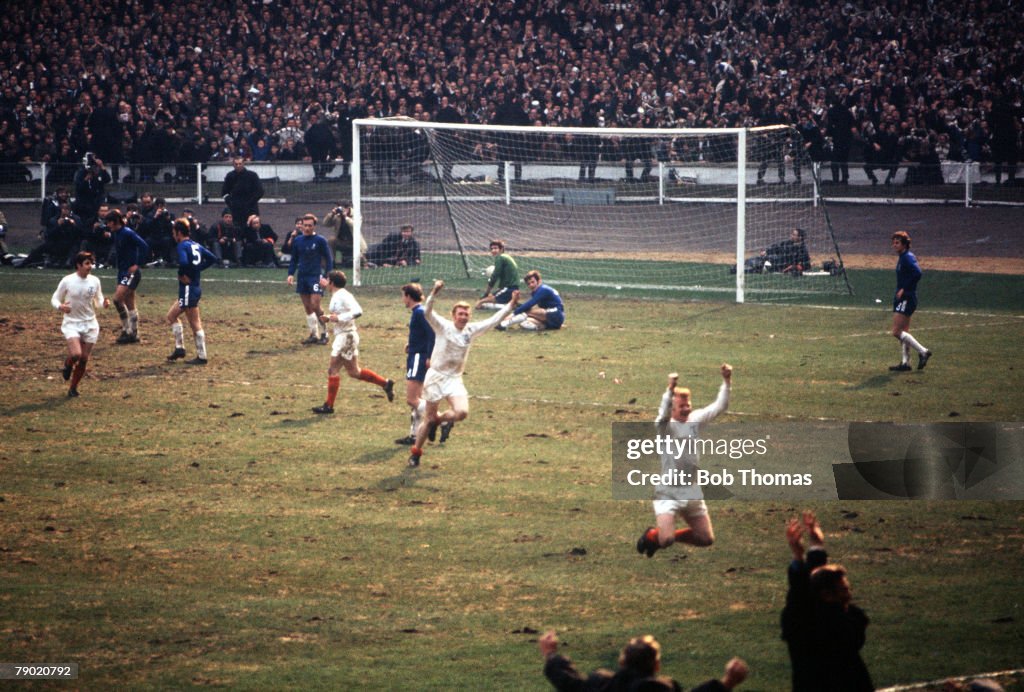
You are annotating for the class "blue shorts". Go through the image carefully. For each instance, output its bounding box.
[893,294,917,317]
[492,285,518,304]
[544,308,565,329]
[406,351,430,382]
[178,282,202,309]
[118,269,142,290]
[295,274,324,295]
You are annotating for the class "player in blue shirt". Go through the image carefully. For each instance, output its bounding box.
[106,209,150,344]
[166,218,218,365]
[396,282,437,445]
[889,231,932,371]
[499,270,565,331]
[892,231,933,372]
[286,213,333,345]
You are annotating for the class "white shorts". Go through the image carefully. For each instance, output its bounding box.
[422,368,467,402]
[653,499,708,519]
[61,320,100,344]
[330,330,359,360]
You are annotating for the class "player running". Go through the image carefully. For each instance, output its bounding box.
[51,251,109,397]
[312,270,395,414]
[106,209,150,344]
[636,363,733,558]
[408,280,518,468]
[889,230,932,371]
[499,269,564,331]
[396,283,435,445]
[166,218,218,365]
[286,213,333,345]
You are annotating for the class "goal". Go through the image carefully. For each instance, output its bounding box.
[350,118,851,302]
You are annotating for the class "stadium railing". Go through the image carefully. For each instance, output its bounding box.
[0,161,1021,207]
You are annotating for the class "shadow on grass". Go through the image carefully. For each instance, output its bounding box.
[847,373,896,390]
[352,447,404,466]
[275,416,323,429]
[375,467,437,492]
[2,394,78,416]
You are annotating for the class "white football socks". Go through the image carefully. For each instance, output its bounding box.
[501,313,528,329]
[898,331,927,356]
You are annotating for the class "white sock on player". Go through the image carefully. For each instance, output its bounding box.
[195,330,207,359]
[501,313,527,329]
[899,331,927,356]
[411,399,425,436]
[172,320,184,349]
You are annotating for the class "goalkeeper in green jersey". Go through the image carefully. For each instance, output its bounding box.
[475,240,520,310]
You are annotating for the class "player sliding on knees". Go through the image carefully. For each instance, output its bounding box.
[407,279,518,468]
[312,270,394,414]
[637,363,732,558]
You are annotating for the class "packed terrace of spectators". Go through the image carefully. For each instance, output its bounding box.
[0,0,1021,173]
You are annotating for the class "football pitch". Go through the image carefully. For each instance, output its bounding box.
[1,265,1022,690]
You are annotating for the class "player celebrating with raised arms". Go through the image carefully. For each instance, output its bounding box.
[286,213,333,345]
[106,209,149,344]
[52,251,109,397]
[636,363,732,558]
[407,280,518,468]
[889,230,932,372]
[166,218,218,365]
[312,270,395,415]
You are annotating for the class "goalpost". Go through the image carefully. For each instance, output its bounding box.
[350,118,851,302]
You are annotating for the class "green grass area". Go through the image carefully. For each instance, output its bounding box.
[1,266,1022,689]
[357,252,1023,314]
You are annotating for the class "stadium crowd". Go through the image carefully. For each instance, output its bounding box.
[0,0,1021,181]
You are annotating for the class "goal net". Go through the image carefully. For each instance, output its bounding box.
[350,118,851,302]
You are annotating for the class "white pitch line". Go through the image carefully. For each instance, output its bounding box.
[876,667,1024,691]
[801,319,1024,341]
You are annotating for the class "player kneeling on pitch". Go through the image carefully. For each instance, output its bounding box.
[637,363,732,558]
[312,270,394,415]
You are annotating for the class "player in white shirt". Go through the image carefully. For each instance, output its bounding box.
[407,279,518,468]
[636,363,732,557]
[311,270,394,414]
[51,251,109,397]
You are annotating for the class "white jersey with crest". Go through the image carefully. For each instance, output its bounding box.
[653,382,730,501]
[328,287,362,334]
[51,272,105,328]
[423,293,514,377]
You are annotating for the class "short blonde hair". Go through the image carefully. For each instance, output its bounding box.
[451,301,471,315]
[673,387,691,399]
